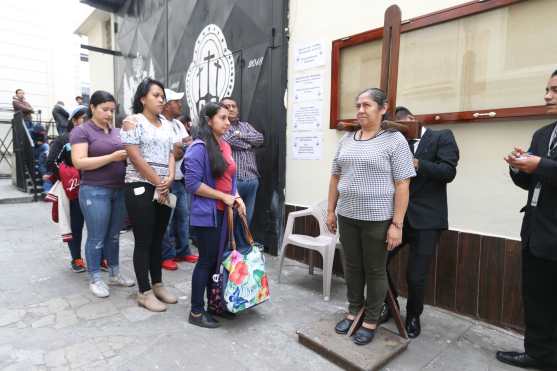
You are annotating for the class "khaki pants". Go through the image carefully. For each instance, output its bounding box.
[338,215,390,323]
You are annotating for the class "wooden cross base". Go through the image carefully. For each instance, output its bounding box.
[347,288,408,339]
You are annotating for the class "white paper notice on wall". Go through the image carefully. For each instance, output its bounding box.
[292,133,322,160]
[292,101,323,131]
[293,72,324,102]
[294,41,326,71]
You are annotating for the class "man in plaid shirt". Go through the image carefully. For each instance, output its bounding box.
[221,97,264,226]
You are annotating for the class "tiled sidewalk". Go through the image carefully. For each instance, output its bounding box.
[0,202,524,370]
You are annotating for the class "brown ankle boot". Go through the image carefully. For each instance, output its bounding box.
[137,290,167,312]
[153,283,178,304]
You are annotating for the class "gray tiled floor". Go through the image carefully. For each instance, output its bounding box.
[0,201,525,370]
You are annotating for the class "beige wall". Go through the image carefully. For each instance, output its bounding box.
[0,0,84,122]
[86,21,115,95]
[285,0,549,240]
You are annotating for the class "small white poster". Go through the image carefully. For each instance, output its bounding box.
[293,72,324,102]
[294,41,326,71]
[292,101,323,131]
[292,133,322,160]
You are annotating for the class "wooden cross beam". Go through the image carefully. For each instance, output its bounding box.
[380,4,402,121]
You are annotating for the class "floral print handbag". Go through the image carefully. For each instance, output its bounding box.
[221,207,270,313]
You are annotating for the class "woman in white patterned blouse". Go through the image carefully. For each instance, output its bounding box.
[326,88,415,345]
[120,78,181,312]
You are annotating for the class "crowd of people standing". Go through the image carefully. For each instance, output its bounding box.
[13,68,557,367]
[20,78,264,329]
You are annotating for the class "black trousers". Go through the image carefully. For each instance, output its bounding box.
[125,182,171,293]
[522,248,557,365]
[68,198,85,260]
[190,211,224,314]
[387,227,441,317]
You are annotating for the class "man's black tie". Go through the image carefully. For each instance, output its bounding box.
[550,134,557,153]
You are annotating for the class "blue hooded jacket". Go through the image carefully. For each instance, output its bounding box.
[182,139,237,227]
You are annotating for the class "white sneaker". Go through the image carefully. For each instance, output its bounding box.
[89,280,110,298]
[108,274,135,287]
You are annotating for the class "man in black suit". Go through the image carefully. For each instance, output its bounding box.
[382,106,459,338]
[497,70,557,369]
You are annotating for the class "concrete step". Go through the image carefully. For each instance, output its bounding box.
[0,179,36,204]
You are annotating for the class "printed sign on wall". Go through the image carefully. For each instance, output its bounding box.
[294,40,325,71]
[291,133,321,160]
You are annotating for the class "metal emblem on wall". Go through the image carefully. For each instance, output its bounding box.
[185,24,235,123]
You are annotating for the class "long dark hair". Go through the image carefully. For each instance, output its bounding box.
[88,90,116,117]
[197,102,228,178]
[132,78,165,114]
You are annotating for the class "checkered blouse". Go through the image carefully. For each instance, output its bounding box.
[331,130,416,221]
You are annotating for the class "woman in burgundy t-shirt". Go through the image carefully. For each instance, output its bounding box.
[70,90,135,298]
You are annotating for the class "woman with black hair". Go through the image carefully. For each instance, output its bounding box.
[47,105,88,272]
[71,91,135,298]
[121,78,181,312]
[183,102,246,328]
[326,88,415,345]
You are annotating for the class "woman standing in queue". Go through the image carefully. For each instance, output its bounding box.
[47,105,88,272]
[183,102,246,328]
[121,78,180,312]
[71,91,135,298]
[326,88,415,345]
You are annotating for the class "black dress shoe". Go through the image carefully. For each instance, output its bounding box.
[496,351,547,369]
[208,309,237,320]
[378,303,391,324]
[353,327,376,345]
[188,311,220,329]
[334,318,354,334]
[406,316,421,338]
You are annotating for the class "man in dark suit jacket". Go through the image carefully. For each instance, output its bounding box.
[497,70,557,370]
[383,106,459,338]
[52,101,69,135]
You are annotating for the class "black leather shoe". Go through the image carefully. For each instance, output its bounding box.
[208,309,237,320]
[353,327,376,345]
[334,318,354,334]
[406,316,421,338]
[496,351,547,369]
[189,311,220,329]
[378,303,391,324]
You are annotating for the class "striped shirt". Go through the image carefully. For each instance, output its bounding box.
[223,120,264,180]
[332,130,416,221]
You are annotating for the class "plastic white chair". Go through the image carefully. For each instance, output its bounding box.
[277,200,342,301]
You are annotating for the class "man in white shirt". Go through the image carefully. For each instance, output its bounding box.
[161,89,198,270]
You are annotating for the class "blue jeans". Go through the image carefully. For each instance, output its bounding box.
[235,178,259,249]
[237,178,259,225]
[35,143,51,192]
[161,181,191,260]
[79,185,126,282]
